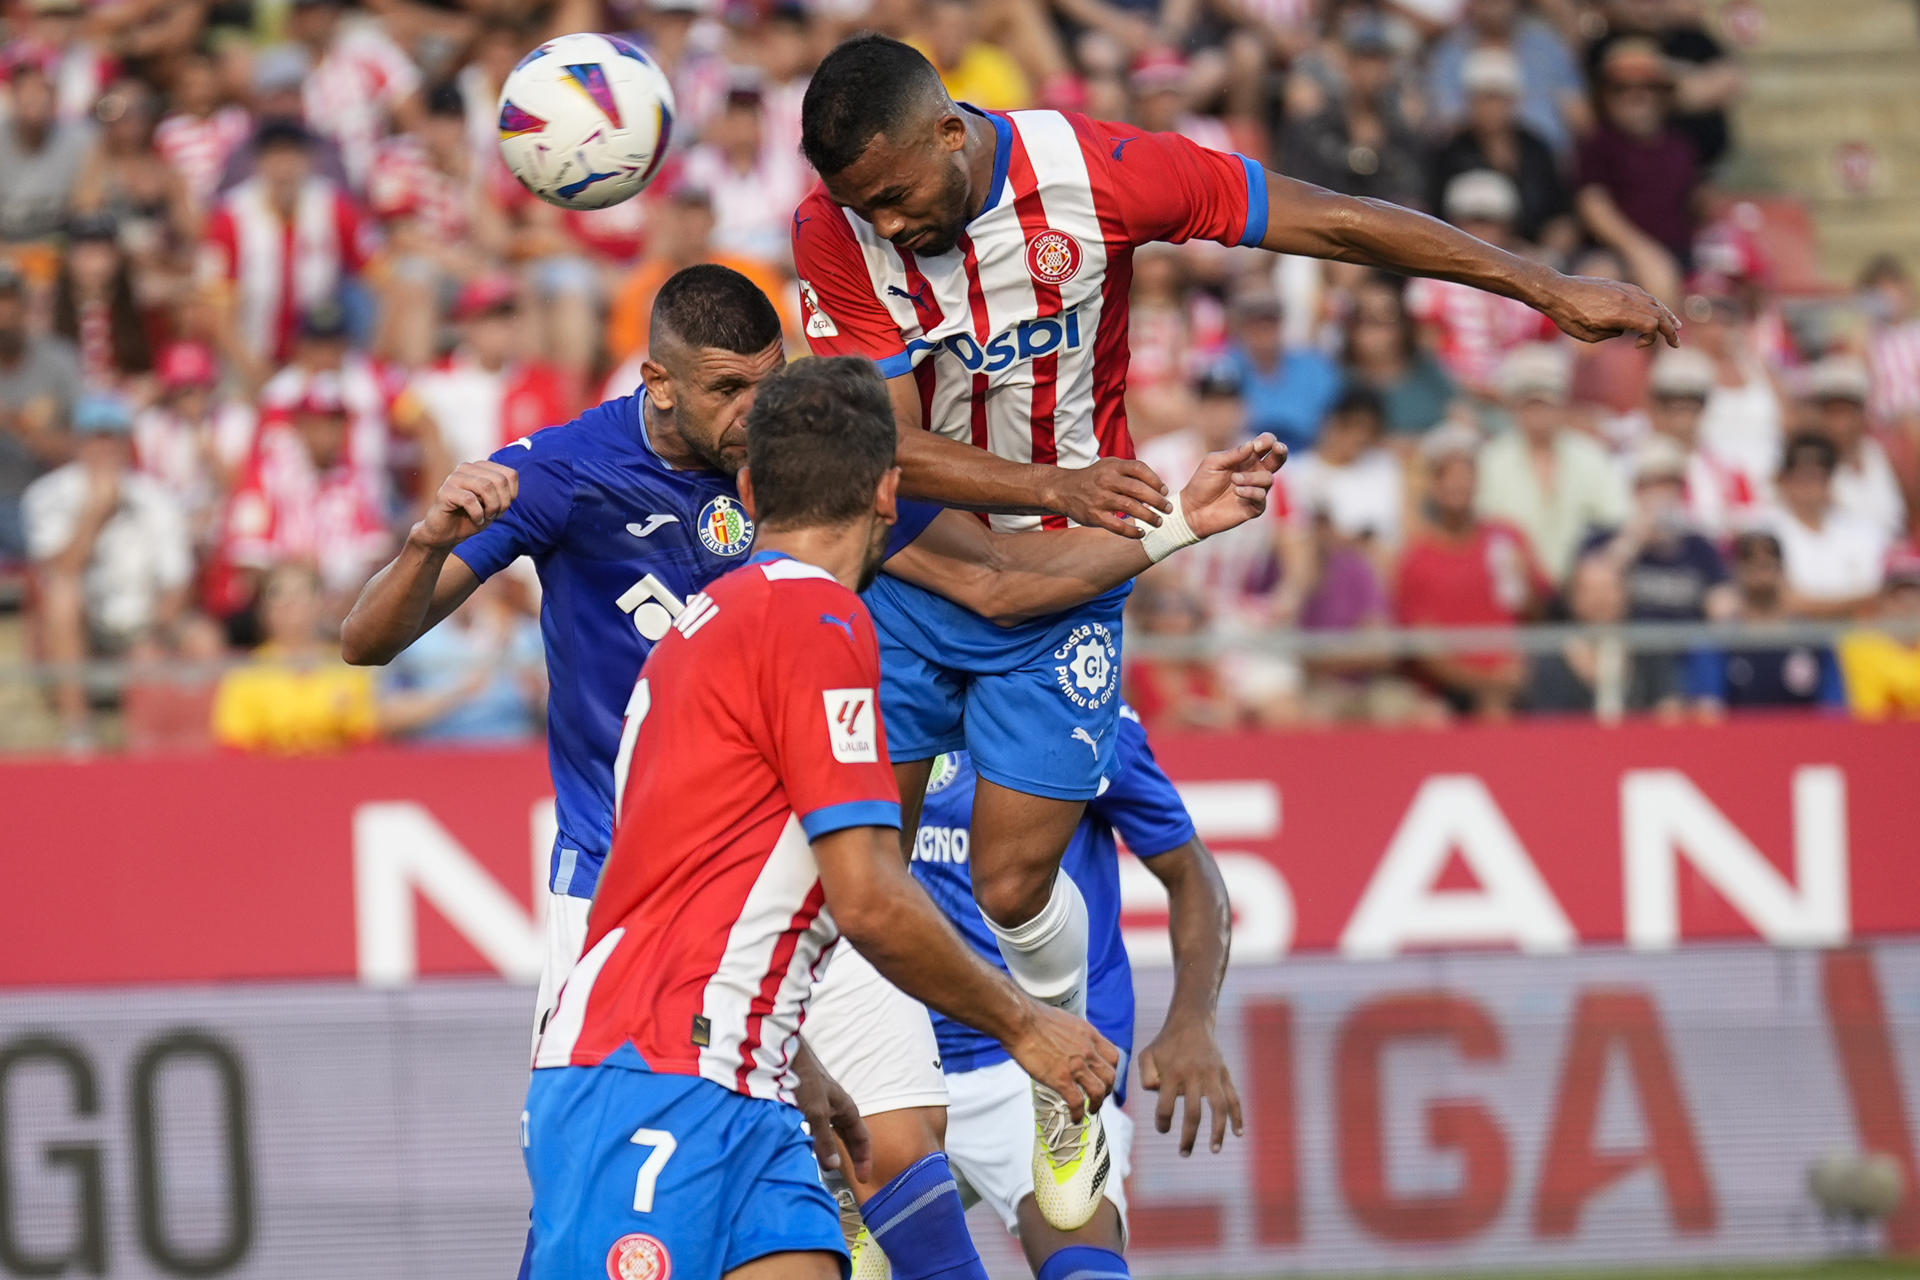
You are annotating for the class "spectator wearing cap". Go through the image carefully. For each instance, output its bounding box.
[1280,15,1428,211]
[289,0,424,192]
[153,46,252,214]
[1426,0,1587,156]
[1282,386,1406,577]
[401,278,575,469]
[1340,273,1456,438]
[1858,254,1920,430]
[0,266,83,559]
[604,181,796,383]
[1523,553,1685,719]
[678,71,810,268]
[1638,346,1758,536]
[0,62,96,271]
[134,342,250,546]
[24,394,193,746]
[1405,174,1560,397]
[201,119,376,372]
[1428,48,1576,258]
[1476,342,1630,580]
[1582,434,1733,626]
[219,370,390,621]
[912,0,1034,110]
[1764,431,1891,619]
[1804,356,1907,541]
[1838,545,1920,720]
[1585,0,1741,171]
[52,213,156,389]
[1574,39,1700,302]
[212,45,352,194]
[1688,275,1784,493]
[1222,284,1344,455]
[1395,423,1552,720]
[1684,529,1846,718]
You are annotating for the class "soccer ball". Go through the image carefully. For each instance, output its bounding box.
[497,32,677,211]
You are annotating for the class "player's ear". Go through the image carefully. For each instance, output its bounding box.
[935,109,967,155]
[737,466,758,521]
[875,466,901,525]
[639,358,675,411]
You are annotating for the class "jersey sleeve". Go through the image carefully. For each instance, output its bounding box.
[790,189,915,376]
[882,499,944,560]
[450,432,576,581]
[1088,119,1268,250]
[761,584,902,838]
[1087,709,1197,859]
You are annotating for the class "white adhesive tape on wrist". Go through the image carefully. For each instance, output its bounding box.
[1140,493,1199,564]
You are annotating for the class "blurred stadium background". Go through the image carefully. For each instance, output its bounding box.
[2,0,1920,1276]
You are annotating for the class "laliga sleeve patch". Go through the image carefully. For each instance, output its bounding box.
[607,1232,671,1280]
[798,278,839,338]
[823,688,878,763]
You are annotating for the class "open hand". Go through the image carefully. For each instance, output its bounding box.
[1137,1016,1245,1156]
[1543,275,1681,348]
[1006,1001,1121,1122]
[1182,433,1288,539]
[1047,457,1172,538]
[414,461,519,550]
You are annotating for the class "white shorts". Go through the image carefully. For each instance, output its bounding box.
[945,1057,1134,1236]
[804,943,949,1116]
[531,890,594,1060]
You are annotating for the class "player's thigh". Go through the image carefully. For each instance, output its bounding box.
[808,945,949,1122]
[524,1068,843,1280]
[967,778,1088,924]
[531,889,594,1052]
[960,601,1124,811]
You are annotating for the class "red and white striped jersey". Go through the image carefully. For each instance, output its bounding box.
[1868,319,1920,425]
[792,108,1267,532]
[534,552,902,1103]
[201,177,374,364]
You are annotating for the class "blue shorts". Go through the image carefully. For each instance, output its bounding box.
[522,1065,847,1280]
[862,576,1126,801]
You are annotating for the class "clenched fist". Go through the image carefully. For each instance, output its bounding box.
[413,461,520,550]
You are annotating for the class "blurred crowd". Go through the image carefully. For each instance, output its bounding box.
[0,0,1917,753]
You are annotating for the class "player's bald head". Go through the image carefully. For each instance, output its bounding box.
[801,35,952,178]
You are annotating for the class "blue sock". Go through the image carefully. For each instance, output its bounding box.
[1037,1245,1131,1280]
[861,1152,988,1280]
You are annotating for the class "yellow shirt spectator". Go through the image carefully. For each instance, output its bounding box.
[909,39,1032,112]
[213,647,380,753]
[1839,632,1920,719]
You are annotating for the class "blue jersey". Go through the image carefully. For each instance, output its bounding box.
[908,708,1195,1087]
[455,392,940,899]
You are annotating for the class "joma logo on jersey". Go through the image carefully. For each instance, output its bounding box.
[941,309,1085,376]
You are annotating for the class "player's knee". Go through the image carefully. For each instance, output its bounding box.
[972,861,1054,928]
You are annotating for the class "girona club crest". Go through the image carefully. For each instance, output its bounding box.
[1025,230,1082,286]
[607,1233,672,1280]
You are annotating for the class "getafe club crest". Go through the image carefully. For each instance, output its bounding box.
[698,495,753,557]
[925,752,961,795]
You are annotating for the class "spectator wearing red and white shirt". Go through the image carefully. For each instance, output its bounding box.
[1396,424,1552,720]
[402,278,576,466]
[221,371,389,607]
[202,120,374,369]
[133,341,254,546]
[1859,253,1920,429]
[153,48,250,214]
[1406,170,1559,396]
[366,82,487,249]
[1804,356,1908,541]
[251,303,398,514]
[288,0,423,191]
[677,74,809,268]
[1632,346,1761,538]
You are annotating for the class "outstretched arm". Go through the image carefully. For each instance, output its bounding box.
[1254,171,1681,348]
[884,435,1285,621]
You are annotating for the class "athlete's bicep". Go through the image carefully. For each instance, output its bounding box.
[792,200,912,367]
[880,509,998,608]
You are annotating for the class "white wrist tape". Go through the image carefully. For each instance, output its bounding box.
[1140,492,1200,564]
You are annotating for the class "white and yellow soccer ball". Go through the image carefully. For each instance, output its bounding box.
[497,32,677,211]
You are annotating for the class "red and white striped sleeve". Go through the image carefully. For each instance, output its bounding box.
[789,187,913,376]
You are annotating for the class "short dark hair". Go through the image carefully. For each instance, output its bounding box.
[1732,529,1783,563]
[1331,385,1387,430]
[745,357,896,530]
[801,35,947,176]
[1778,430,1838,477]
[652,264,783,355]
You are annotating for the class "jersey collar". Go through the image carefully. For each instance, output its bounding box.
[746,549,792,567]
[961,103,1012,223]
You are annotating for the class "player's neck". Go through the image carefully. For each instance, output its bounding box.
[963,109,998,221]
[757,524,872,592]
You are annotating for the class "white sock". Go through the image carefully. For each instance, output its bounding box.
[985,872,1089,1017]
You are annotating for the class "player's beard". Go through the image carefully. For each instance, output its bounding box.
[854,515,890,593]
[904,164,973,258]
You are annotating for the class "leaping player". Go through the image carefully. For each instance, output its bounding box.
[792,34,1681,1232]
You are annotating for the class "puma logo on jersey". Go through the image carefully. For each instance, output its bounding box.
[819,612,856,641]
[1109,136,1134,161]
[626,514,679,538]
[887,282,933,314]
[1071,726,1102,758]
